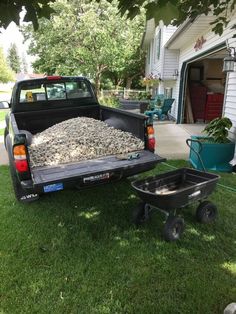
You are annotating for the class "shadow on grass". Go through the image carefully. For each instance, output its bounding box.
[0,164,236,313]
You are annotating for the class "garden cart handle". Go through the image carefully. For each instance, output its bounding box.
[186,138,206,172]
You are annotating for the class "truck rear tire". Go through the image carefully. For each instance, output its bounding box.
[4,128,8,150]
[9,162,26,201]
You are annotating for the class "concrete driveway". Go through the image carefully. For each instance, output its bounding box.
[0,142,8,165]
[154,121,205,160]
[0,121,205,166]
[0,122,8,165]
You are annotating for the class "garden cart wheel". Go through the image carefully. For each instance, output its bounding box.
[163,216,185,242]
[132,202,151,226]
[196,201,218,223]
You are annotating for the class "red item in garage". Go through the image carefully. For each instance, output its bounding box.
[189,85,207,122]
[205,93,224,121]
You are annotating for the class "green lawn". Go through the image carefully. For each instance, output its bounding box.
[0,110,8,122]
[0,109,8,135]
[0,161,236,313]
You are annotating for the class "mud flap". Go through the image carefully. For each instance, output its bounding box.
[19,193,39,203]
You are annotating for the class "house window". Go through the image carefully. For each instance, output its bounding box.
[156,30,161,60]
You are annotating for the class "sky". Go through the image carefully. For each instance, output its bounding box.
[0,15,34,72]
[0,22,26,54]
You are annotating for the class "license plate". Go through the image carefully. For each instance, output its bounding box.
[83,172,110,183]
[43,183,64,193]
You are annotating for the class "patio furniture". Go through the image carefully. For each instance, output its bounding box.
[149,94,165,110]
[145,98,175,121]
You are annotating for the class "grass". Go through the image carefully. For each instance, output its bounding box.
[0,110,8,135]
[0,160,236,313]
[0,110,8,122]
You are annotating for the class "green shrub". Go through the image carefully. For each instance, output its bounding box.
[137,91,152,100]
[99,95,121,109]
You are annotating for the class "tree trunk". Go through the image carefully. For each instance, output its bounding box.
[126,72,141,89]
[95,74,101,97]
[95,65,107,96]
[126,77,132,89]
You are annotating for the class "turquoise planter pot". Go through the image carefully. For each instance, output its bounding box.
[188,135,235,172]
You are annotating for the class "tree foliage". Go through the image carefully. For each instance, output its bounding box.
[105,0,236,36]
[21,53,29,73]
[1,0,235,36]
[0,0,55,30]
[0,48,15,83]
[7,43,21,73]
[22,0,145,91]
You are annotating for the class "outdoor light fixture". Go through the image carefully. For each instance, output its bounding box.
[173,69,179,80]
[223,47,236,72]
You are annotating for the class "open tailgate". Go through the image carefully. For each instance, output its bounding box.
[31,151,165,189]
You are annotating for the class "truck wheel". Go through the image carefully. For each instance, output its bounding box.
[163,216,185,242]
[4,128,8,150]
[196,201,217,223]
[9,162,26,201]
[132,202,150,226]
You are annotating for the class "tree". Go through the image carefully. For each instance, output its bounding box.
[7,43,21,73]
[0,0,55,30]
[1,0,235,36]
[110,0,236,36]
[22,0,145,92]
[105,48,145,89]
[21,53,28,73]
[0,48,15,83]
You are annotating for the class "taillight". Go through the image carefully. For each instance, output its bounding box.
[15,160,29,172]
[147,125,156,151]
[46,76,62,80]
[13,145,29,173]
[13,145,27,159]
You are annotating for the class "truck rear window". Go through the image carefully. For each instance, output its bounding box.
[19,80,92,103]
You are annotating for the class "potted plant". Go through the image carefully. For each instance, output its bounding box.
[187,117,235,172]
[140,73,162,90]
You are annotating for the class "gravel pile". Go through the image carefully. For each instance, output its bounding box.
[28,117,144,168]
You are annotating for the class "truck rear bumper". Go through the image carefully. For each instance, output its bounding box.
[23,151,165,194]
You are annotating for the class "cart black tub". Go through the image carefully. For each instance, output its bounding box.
[132,168,219,211]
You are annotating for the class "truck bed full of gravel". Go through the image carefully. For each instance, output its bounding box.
[28,117,144,168]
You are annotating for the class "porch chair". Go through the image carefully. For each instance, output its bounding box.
[145,98,175,121]
[149,94,165,110]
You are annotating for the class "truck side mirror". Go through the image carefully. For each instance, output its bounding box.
[0,101,10,109]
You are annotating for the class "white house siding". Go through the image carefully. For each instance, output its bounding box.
[144,23,177,94]
[168,14,236,128]
[163,25,177,44]
[225,74,236,141]
[163,49,179,79]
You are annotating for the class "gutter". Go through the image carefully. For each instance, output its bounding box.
[141,19,155,49]
[165,18,195,49]
[140,22,147,49]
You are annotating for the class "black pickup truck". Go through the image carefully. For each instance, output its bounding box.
[4,76,164,202]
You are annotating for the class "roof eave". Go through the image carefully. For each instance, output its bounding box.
[141,19,155,49]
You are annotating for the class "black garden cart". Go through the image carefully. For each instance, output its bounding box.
[131,167,219,241]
